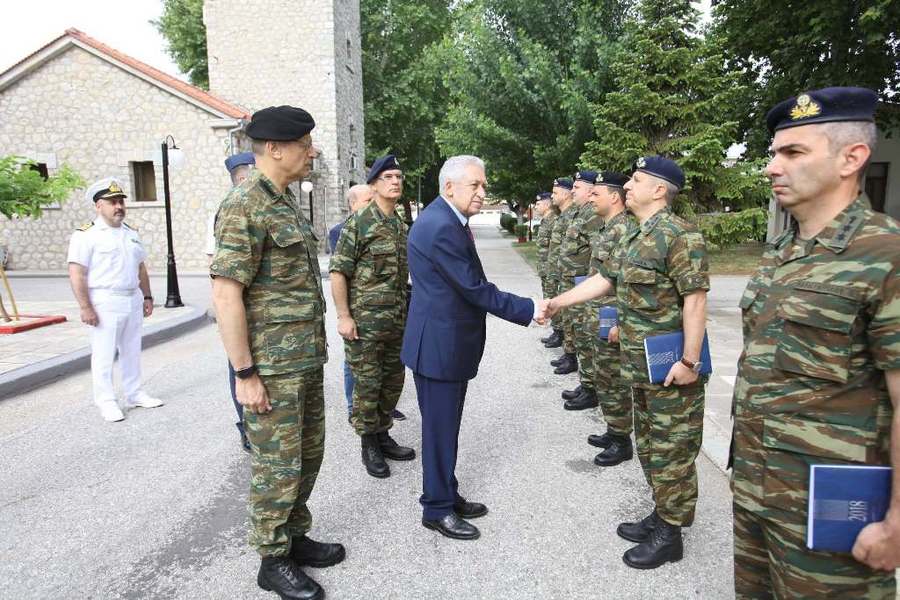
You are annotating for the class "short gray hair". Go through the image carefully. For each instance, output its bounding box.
[439,155,485,192]
[821,121,878,180]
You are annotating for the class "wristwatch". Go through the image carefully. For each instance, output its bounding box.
[680,357,702,373]
[234,364,258,379]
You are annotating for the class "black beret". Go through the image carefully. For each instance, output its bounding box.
[553,177,574,190]
[535,191,552,201]
[574,170,599,184]
[224,152,255,172]
[366,154,401,184]
[633,156,685,190]
[245,105,315,141]
[766,87,878,134]
[595,171,629,189]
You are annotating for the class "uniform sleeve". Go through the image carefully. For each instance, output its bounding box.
[204,211,217,256]
[132,231,147,263]
[598,237,624,283]
[210,199,262,287]
[328,217,358,278]
[67,231,91,267]
[868,265,900,371]
[668,231,710,295]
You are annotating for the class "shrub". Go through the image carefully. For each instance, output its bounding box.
[695,207,768,251]
[515,224,528,238]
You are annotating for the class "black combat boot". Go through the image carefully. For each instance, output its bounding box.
[617,510,658,543]
[587,431,613,448]
[561,385,582,400]
[593,433,633,466]
[540,330,556,344]
[377,430,416,461]
[564,387,598,410]
[361,434,390,478]
[257,556,323,600]
[550,354,566,367]
[553,353,578,375]
[543,330,563,348]
[290,535,346,568]
[622,518,684,569]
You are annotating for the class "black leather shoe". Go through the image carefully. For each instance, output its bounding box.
[361,434,390,478]
[550,355,566,367]
[453,498,488,519]
[617,510,658,543]
[564,388,598,410]
[422,513,480,540]
[554,353,578,375]
[544,330,563,348]
[377,431,416,461]
[623,519,683,569]
[594,435,633,466]
[290,535,346,568]
[587,432,613,448]
[257,556,323,600]
[390,409,406,421]
[561,385,582,400]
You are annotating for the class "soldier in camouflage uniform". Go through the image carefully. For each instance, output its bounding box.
[584,172,637,467]
[547,177,578,367]
[732,88,900,599]
[547,155,709,570]
[560,170,603,410]
[543,183,571,349]
[534,193,559,343]
[211,106,343,600]
[329,154,415,479]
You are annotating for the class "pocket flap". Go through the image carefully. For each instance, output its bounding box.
[762,415,873,463]
[369,240,395,255]
[622,263,657,284]
[269,224,305,248]
[777,290,859,334]
[265,301,318,323]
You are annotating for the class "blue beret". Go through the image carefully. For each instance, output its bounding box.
[633,156,685,190]
[224,152,255,173]
[366,154,401,184]
[766,87,878,134]
[553,177,573,190]
[246,105,315,141]
[595,171,629,189]
[535,191,552,201]
[574,170,599,184]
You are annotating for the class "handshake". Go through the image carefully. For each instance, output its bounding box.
[533,299,561,326]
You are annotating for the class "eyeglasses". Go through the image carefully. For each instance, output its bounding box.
[378,174,404,182]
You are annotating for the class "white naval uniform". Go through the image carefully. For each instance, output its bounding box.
[67,219,147,406]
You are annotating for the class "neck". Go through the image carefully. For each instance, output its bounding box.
[374,195,397,216]
[605,206,625,221]
[257,163,292,193]
[635,201,667,225]
[559,199,572,212]
[100,215,121,228]
[792,184,860,239]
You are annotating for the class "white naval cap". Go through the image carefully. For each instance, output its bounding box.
[84,177,128,203]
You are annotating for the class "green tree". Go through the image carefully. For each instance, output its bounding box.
[713,0,900,155]
[152,0,208,89]
[580,0,766,213]
[0,156,84,219]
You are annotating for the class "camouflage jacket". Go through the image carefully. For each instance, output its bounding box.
[559,201,602,277]
[549,203,577,280]
[731,195,900,513]
[210,171,326,376]
[536,211,557,266]
[329,200,408,340]
[600,206,709,387]
[589,210,637,305]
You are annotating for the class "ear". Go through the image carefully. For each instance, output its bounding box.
[444,179,454,198]
[267,140,280,159]
[839,142,872,180]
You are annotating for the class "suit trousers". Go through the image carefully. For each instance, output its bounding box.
[414,372,468,521]
[89,288,143,405]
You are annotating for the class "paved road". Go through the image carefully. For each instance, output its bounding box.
[0,226,734,599]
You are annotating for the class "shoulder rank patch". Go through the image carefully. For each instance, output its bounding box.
[76,222,94,232]
[123,222,137,231]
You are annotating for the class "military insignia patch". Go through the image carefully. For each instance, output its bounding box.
[790,94,821,121]
[108,182,122,194]
[76,222,94,231]
[637,157,647,169]
[554,179,560,186]
[597,173,604,182]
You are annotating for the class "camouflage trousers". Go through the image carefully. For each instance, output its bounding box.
[574,300,597,389]
[558,277,576,354]
[632,383,704,526]
[733,503,895,599]
[246,368,325,557]
[345,336,404,436]
[590,321,632,436]
[540,273,558,329]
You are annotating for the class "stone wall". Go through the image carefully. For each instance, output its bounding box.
[0,46,237,272]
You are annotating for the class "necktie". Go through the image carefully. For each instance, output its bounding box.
[465,223,474,242]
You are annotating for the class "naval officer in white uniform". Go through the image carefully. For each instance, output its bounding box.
[67,177,164,422]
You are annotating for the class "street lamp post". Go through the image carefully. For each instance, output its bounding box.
[161,135,183,308]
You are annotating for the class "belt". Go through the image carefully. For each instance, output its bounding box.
[91,288,137,296]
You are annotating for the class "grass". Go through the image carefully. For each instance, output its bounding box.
[511,240,539,273]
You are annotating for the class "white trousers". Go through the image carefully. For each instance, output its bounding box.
[89,289,143,405]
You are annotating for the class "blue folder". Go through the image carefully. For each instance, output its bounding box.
[574,275,588,285]
[807,464,891,552]
[598,306,618,340]
[642,330,712,383]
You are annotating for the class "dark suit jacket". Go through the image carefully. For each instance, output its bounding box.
[401,196,534,381]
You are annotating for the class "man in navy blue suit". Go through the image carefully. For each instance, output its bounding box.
[401,155,545,540]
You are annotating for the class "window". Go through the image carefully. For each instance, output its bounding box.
[130,161,157,202]
[29,162,48,180]
[865,162,889,213]
[350,154,358,170]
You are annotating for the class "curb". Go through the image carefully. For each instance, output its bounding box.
[0,305,211,401]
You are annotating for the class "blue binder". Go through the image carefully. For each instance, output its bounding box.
[642,330,712,383]
[807,464,891,552]
[598,306,618,340]
[574,275,588,285]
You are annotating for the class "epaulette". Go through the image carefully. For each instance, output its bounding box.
[76,222,93,232]
[123,222,137,231]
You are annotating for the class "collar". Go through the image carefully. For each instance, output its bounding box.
[603,210,628,229]
[775,194,870,263]
[441,196,468,226]
[639,206,670,235]
[255,171,296,205]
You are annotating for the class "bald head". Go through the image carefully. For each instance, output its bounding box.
[347,184,374,213]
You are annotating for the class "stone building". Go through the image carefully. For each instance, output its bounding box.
[0,1,365,272]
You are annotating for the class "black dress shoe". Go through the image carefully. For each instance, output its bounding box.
[623,519,683,569]
[594,435,633,466]
[361,434,390,478]
[390,408,406,421]
[587,432,613,448]
[561,385,582,400]
[453,498,488,519]
[290,535,346,568]
[422,513,480,540]
[377,431,416,461]
[617,510,658,543]
[564,388,598,410]
[554,353,578,375]
[257,556,323,600]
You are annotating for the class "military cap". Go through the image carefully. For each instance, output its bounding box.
[224,152,255,173]
[245,105,316,141]
[574,170,599,184]
[537,191,552,200]
[85,177,127,203]
[366,154,401,184]
[766,87,878,134]
[553,177,574,190]
[632,155,685,190]
[595,171,629,189]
